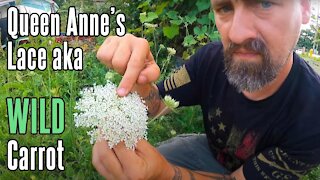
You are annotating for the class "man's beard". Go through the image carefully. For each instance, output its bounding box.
[224,39,287,93]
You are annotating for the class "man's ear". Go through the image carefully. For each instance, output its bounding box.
[301,0,311,24]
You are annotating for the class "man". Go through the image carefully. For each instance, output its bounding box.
[93,0,320,179]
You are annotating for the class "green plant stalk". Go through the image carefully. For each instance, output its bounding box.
[153,30,157,57]
[68,70,76,141]
[149,106,169,123]
[161,55,172,75]
[155,47,162,63]
[184,23,189,36]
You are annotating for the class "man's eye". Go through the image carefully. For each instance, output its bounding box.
[260,1,273,9]
[219,5,233,13]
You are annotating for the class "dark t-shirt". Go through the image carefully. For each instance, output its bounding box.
[157,42,320,179]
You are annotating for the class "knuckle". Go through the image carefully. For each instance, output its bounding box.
[96,47,104,60]
[92,146,108,164]
[91,151,99,166]
[112,61,126,75]
[124,33,134,39]
[124,162,146,180]
[126,173,144,180]
[105,35,114,42]
[137,38,150,50]
[103,57,113,67]
[96,48,112,65]
[98,152,109,161]
[155,65,160,75]
[91,156,99,167]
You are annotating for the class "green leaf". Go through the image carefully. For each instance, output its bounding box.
[194,26,208,36]
[3,82,25,91]
[209,12,215,22]
[167,10,179,20]
[170,19,183,25]
[202,26,208,33]
[185,15,197,25]
[139,12,159,23]
[197,15,210,25]
[156,2,170,15]
[187,10,198,18]
[138,1,150,9]
[194,27,202,36]
[196,0,211,12]
[183,35,197,47]
[163,25,180,39]
[128,27,143,34]
[182,50,191,60]
[197,34,207,42]
[208,31,221,41]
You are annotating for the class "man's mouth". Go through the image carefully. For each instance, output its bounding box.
[232,48,261,61]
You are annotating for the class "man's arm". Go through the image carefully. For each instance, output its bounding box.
[169,165,245,180]
[132,83,170,118]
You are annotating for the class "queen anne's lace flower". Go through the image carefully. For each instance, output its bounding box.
[167,47,176,56]
[74,82,148,150]
[163,95,179,110]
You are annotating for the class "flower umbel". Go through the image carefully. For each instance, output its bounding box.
[163,95,179,110]
[167,47,176,56]
[74,82,148,150]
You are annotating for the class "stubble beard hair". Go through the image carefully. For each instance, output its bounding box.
[223,39,286,93]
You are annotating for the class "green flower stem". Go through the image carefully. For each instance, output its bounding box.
[149,106,169,123]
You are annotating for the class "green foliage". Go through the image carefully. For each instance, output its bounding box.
[134,0,219,60]
[140,12,159,23]
[0,35,107,179]
[304,167,320,180]
[297,29,315,51]
[163,25,179,39]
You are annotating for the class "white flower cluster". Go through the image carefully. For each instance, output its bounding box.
[167,47,176,56]
[74,82,148,150]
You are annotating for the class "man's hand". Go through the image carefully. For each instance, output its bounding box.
[92,139,174,180]
[92,139,246,180]
[96,34,160,97]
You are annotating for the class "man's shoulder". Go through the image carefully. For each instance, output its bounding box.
[190,41,224,69]
[294,54,320,97]
[286,54,320,137]
[197,41,224,56]
[204,41,224,48]
[295,54,320,78]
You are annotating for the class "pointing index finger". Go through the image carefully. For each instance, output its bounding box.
[117,39,150,96]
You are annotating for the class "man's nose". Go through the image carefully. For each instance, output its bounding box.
[228,8,257,44]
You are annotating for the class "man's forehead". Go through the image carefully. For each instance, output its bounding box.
[211,0,267,5]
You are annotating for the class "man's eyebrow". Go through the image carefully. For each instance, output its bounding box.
[212,0,262,7]
[212,0,231,7]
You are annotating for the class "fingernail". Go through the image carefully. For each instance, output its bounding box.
[117,88,127,96]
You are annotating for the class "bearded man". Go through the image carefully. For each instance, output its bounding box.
[93,0,320,179]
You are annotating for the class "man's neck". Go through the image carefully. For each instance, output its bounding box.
[242,54,294,101]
